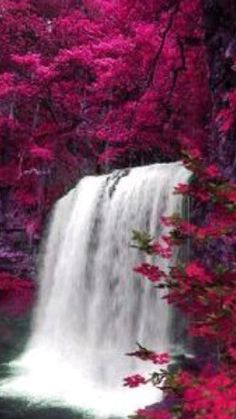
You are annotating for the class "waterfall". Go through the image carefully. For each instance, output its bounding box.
[1,162,190,418]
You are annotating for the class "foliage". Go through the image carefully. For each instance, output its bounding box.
[0,0,210,234]
[122,1,236,415]
[125,147,236,418]
[0,0,212,293]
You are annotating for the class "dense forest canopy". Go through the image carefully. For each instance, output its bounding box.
[0,0,210,245]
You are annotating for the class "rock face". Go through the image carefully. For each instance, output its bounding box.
[204,0,236,170]
[0,183,41,278]
[197,1,236,270]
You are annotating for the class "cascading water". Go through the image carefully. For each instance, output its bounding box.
[1,162,190,418]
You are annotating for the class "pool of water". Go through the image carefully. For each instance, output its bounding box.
[0,302,126,419]
[0,307,95,419]
[0,398,88,419]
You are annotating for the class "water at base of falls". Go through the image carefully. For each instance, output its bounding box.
[0,162,190,418]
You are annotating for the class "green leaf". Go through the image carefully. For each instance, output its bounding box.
[131,230,153,254]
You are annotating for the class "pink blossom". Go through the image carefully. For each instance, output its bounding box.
[123,374,146,388]
[136,408,171,419]
[149,352,170,365]
[134,263,167,283]
[174,183,190,194]
[185,261,212,284]
[152,242,172,259]
[204,164,220,178]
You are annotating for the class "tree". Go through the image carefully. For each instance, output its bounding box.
[0,1,211,280]
[123,2,236,416]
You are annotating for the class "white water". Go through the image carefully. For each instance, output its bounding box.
[1,162,190,418]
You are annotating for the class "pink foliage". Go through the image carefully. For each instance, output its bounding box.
[123,374,147,388]
[0,0,211,202]
[134,263,167,283]
[129,145,236,417]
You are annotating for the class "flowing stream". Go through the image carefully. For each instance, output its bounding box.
[0,162,190,418]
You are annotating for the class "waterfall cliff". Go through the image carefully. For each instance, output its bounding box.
[1,162,190,418]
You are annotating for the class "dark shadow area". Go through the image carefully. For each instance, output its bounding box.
[0,398,87,419]
[0,307,90,419]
